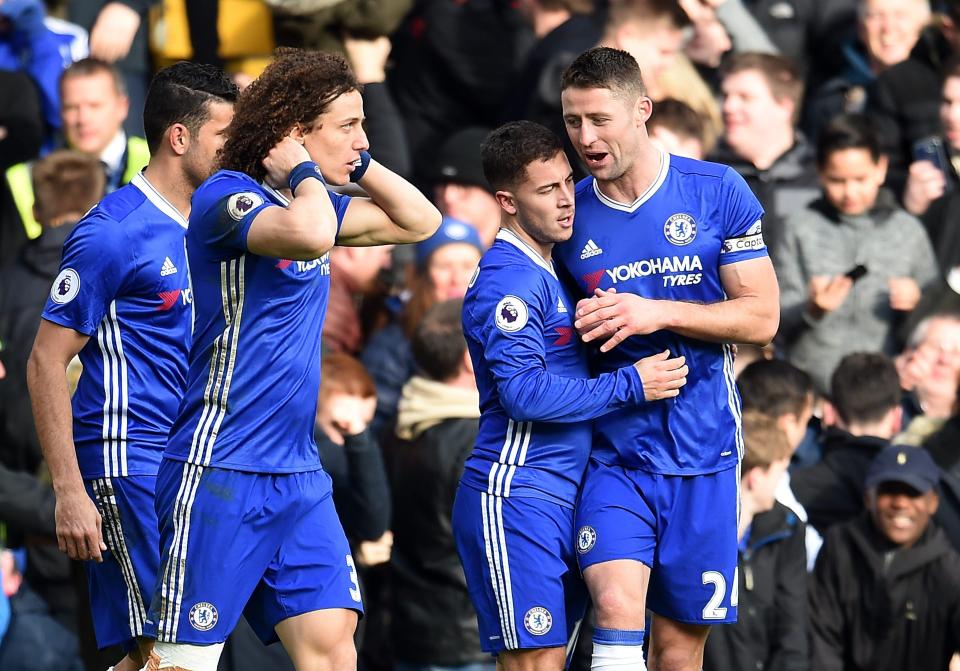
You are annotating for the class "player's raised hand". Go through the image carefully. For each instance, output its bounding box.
[263,135,312,189]
[575,288,663,352]
[55,488,107,562]
[634,349,688,401]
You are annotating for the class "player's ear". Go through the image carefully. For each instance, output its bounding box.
[289,124,307,144]
[494,190,518,216]
[168,123,190,156]
[636,96,653,128]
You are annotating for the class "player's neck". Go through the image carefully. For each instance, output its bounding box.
[597,143,662,205]
[502,222,553,263]
[143,159,192,221]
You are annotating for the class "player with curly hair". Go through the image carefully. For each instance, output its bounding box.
[142,49,440,671]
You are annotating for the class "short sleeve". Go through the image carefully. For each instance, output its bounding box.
[41,215,132,337]
[719,167,768,266]
[329,190,352,240]
[196,187,276,253]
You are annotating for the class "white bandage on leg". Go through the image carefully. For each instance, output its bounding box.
[591,628,646,671]
[150,642,225,671]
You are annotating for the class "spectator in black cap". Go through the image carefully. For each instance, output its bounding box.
[809,444,960,671]
[429,127,501,247]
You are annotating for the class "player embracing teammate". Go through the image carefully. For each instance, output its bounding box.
[555,47,779,671]
[454,48,778,671]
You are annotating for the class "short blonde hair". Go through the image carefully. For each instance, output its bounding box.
[741,411,791,473]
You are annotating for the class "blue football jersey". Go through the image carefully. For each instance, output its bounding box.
[460,229,646,507]
[554,152,767,475]
[42,173,193,479]
[164,170,350,473]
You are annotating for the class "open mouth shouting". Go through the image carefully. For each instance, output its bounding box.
[584,151,609,169]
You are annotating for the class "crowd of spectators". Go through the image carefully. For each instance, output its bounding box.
[2,0,960,669]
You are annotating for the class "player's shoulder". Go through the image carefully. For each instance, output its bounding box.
[666,154,732,182]
[192,170,268,213]
[469,240,552,304]
[64,184,144,251]
[92,180,150,223]
[575,175,596,200]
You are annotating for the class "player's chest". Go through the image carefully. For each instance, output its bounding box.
[567,209,721,297]
[133,232,193,316]
[542,287,586,371]
[260,252,332,298]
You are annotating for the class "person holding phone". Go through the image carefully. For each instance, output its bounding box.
[775,113,939,393]
[903,59,960,216]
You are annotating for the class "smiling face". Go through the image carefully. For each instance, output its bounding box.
[721,69,794,153]
[561,85,648,181]
[301,89,369,186]
[859,0,928,71]
[868,481,939,548]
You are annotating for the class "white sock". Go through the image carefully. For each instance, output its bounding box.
[591,628,646,671]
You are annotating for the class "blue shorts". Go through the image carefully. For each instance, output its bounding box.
[83,475,159,649]
[145,459,363,645]
[575,459,739,625]
[452,485,587,653]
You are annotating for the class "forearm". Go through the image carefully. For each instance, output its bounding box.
[255,179,338,259]
[660,295,779,346]
[356,161,440,243]
[26,354,84,496]
[498,365,644,422]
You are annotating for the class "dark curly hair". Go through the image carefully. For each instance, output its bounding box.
[218,48,360,181]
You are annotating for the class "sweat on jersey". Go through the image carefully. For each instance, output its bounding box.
[460,228,646,508]
[164,170,349,473]
[554,152,767,476]
[41,173,193,479]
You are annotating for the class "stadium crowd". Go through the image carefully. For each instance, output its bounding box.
[1,0,960,669]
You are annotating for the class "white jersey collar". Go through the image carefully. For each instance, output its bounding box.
[260,181,290,206]
[592,149,670,213]
[131,172,189,229]
[496,227,558,279]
